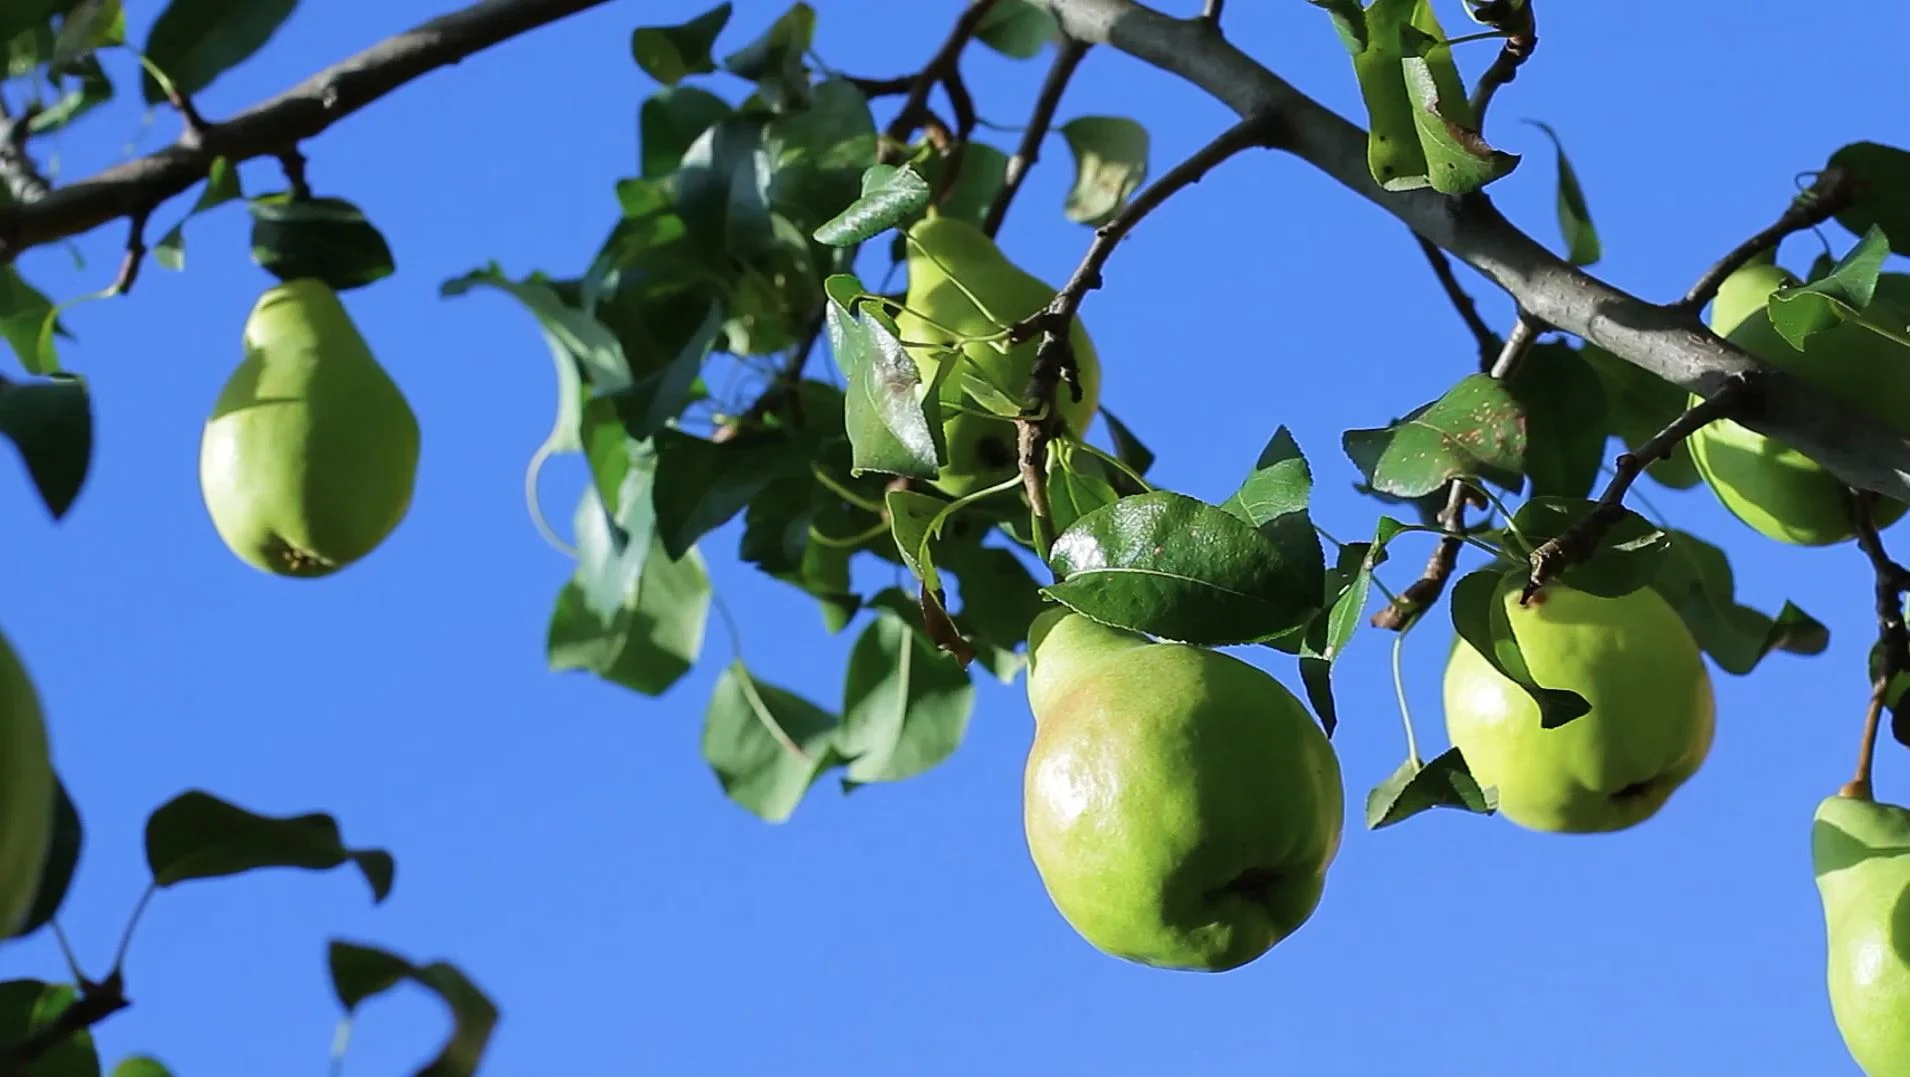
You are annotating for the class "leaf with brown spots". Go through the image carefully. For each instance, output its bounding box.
[1341,373,1528,498]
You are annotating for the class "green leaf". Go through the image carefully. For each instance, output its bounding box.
[153,155,243,270]
[639,86,735,178]
[652,427,815,560]
[943,543,1045,681]
[1057,116,1149,227]
[144,790,393,901]
[838,609,976,786]
[1768,226,1899,350]
[701,660,844,823]
[141,0,295,102]
[1449,568,1590,728]
[549,521,711,699]
[1046,490,1323,646]
[327,939,497,1077]
[29,54,116,136]
[1524,119,1600,266]
[930,142,1011,229]
[1501,496,1670,598]
[248,193,396,291]
[1649,528,1830,675]
[764,78,880,229]
[111,1057,174,1077]
[677,116,774,253]
[0,372,91,519]
[1578,342,1701,489]
[0,980,100,1077]
[598,301,725,441]
[813,164,931,245]
[1343,372,1527,497]
[1826,141,1910,256]
[883,487,948,589]
[825,284,945,477]
[0,268,62,374]
[1869,636,1910,748]
[1045,438,1121,537]
[720,2,814,111]
[8,778,81,940]
[976,0,1058,58]
[1365,747,1498,829]
[630,3,731,85]
[1099,408,1154,477]
[1505,340,1606,499]
[50,0,124,71]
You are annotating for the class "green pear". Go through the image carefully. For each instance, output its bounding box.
[199,279,421,578]
[1687,262,1910,545]
[1813,792,1910,1076]
[1022,608,1344,972]
[894,215,1102,498]
[1443,581,1715,834]
[0,625,53,938]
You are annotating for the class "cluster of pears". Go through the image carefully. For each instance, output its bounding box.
[1688,259,1910,546]
[894,215,1104,498]
[198,278,420,578]
[1018,579,1719,974]
[0,625,54,940]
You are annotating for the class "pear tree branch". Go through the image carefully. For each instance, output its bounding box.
[1849,491,1910,799]
[1679,167,1862,312]
[1415,235,1499,366]
[1009,112,1284,556]
[0,970,130,1071]
[983,34,1093,238]
[1368,313,1541,631]
[1521,375,1756,599]
[1038,0,1910,503]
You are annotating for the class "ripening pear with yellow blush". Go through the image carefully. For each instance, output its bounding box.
[199,279,421,578]
[1021,609,1344,972]
[893,215,1103,498]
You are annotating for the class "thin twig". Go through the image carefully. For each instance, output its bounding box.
[278,147,312,200]
[846,75,917,98]
[879,0,1000,163]
[1368,313,1541,630]
[1848,490,1910,799]
[1415,234,1497,367]
[982,35,1091,238]
[111,208,153,295]
[1467,1,1537,125]
[1202,0,1225,26]
[0,0,613,263]
[1010,112,1283,560]
[1679,167,1864,311]
[1523,374,1758,599]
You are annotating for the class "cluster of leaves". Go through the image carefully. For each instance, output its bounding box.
[2,786,493,1076]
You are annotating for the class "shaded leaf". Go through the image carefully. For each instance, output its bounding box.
[1524,119,1600,266]
[976,0,1057,58]
[1365,747,1498,829]
[248,193,396,292]
[1046,438,1121,537]
[328,940,497,1077]
[720,1,813,111]
[1826,141,1910,257]
[839,609,976,786]
[1058,116,1149,227]
[1099,408,1154,477]
[144,790,393,901]
[0,372,91,519]
[1649,528,1830,675]
[1505,341,1606,499]
[141,0,294,103]
[639,85,735,178]
[1449,567,1590,728]
[763,78,880,229]
[1343,372,1526,497]
[0,980,99,1077]
[651,427,814,559]
[630,3,731,85]
[1502,496,1670,598]
[1578,342,1701,489]
[8,778,82,940]
[701,660,843,823]
[1769,226,1899,350]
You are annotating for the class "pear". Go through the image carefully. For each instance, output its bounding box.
[1022,608,1344,972]
[0,625,53,938]
[199,279,421,578]
[1813,792,1910,1076]
[1443,582,1715,834]
[1687,262,1910,545]
[893,216,1103,498]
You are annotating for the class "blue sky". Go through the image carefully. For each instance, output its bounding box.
[5,1,1910,1073]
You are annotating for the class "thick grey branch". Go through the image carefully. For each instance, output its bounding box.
[1040,0,1910,501]
[0,0,611,261]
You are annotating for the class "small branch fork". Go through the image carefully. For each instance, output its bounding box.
[1521,375,1757,600]
[1368,313,1540,631]
[1466,0,1538,125]
[1679,167,1864,312]
[982,34,1092,238]
[1008,112,1284,551]
[877,0,999,165]
[1849,491,1910,800]
[0,970,129,1072]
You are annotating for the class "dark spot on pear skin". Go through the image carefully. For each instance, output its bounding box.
[262,533,339,578]
[1611,778,1657,802]
[1213,865,1283,904]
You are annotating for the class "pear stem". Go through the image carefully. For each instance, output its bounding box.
[1390,627,1423,769]
[1843,693,1883,802]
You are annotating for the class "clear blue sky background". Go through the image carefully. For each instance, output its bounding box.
[5,1,1910,1073]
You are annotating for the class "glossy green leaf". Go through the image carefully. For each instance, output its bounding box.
[1505,340,1606,499]
[248,193,396,291]
[1046,490,1323,646]
[144,790,393,901]
[1826,141,1910,256]
[701,660,844,823]
[764,78,880,229]
[1058,116,1149,227]
[0,372,91,519]
[1449,568,1590,728]
[1365,747,1498,829]
[814,164,932,245]
[1343,372,1527,498]
[8,778,81,940]
[1769,226,1901,350]
[825,288,945,478]
[141,0,295,103]
[838,609,976,786]
[1501,496,1670,598]
[976,0,1057,58]
[327,939,497,1077]
[630,3,731,85]
[1649,528,1830,675]
[1525,119,1600,265]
